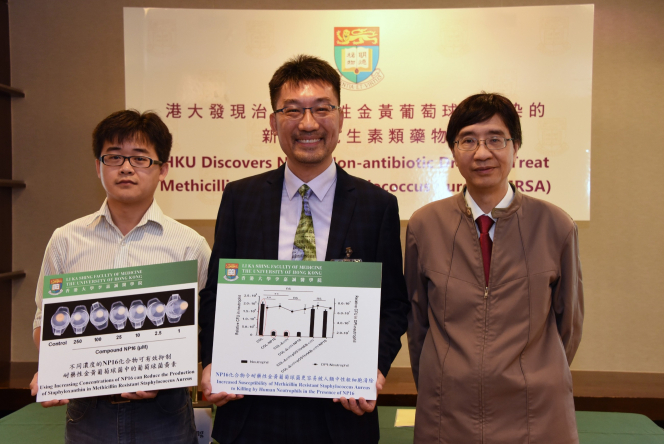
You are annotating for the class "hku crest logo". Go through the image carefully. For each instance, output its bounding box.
[224,263,239,281]
[49,278,63,295]
[334,27,384,91]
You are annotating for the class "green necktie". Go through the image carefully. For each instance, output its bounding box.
[292,184,317,261]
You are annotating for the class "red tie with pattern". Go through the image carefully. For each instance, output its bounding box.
[476,215,494,286]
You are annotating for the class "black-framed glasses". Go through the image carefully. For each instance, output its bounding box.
[274,104,339,121]
[454,137,515,151]
[99,154,163,168]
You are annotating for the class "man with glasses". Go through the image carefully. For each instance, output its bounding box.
[198,55,409,444]
[405,93,583,443]
[29,110,210,444]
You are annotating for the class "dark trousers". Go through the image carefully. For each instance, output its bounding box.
[228,397,334,444]
[65,388,197,444]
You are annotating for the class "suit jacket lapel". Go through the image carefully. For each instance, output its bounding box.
[261,165,285,260]
[325,165,357,261]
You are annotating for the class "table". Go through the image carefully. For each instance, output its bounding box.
[378,407,664,444]
[0,402,65,443]
[1,403,663,443]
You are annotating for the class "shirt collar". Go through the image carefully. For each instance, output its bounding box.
[465,184,514,221]
[284,161,337,202]
[87,198,166,231]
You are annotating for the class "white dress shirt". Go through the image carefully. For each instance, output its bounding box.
[278,161,337,261]
[465,185,515,241]
[33,199,211,329]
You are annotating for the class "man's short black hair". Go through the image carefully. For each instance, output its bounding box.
[269,54,341,111]
[446,92,522,150]
[92,110,173,163]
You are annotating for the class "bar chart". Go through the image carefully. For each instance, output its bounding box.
[257,294,334,339]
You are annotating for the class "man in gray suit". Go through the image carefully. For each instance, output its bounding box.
[406,93,583,444]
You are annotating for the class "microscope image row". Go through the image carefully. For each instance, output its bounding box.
[50,294,189,336]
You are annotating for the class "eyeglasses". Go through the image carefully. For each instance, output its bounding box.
[99,154,163,168]
[454,137,515,151]
[274,104,339,121]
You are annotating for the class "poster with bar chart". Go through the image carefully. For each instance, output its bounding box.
[211,259,382,400]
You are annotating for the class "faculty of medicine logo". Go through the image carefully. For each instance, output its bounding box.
[224,263,239,281]
[49,278,63,295]
[334,27,384,91]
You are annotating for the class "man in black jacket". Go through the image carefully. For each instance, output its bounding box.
[198,55,409,444]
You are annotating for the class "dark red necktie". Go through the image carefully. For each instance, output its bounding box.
[476,215,494,286]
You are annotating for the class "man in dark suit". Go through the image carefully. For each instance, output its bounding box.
[198,55,409,444]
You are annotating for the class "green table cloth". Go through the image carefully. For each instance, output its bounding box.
[1,403,663,443]
[378,408,664,444]
[0,402,66,443]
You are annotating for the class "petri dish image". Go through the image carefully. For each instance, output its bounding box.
[128,300,147,329]
[110,301,128,330]
[147,298,166,327]
[166,294,189,323]
[90,301,109,330]
[70,305,90,334]
[51,307,70,336]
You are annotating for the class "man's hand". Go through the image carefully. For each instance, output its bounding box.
[333,369,385,416]
[30,372,69,407]
[33,327,41,350]
[201,364,244,407]
[121,390,158,400]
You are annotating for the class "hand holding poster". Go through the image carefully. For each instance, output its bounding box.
[211,260,382,400]
[36,261,199,402]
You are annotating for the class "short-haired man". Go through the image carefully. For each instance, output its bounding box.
[406,93,583,443]
[199,55,410,444]
[29,110,211,444]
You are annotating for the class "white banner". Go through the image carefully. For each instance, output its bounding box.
[124,6,593,220]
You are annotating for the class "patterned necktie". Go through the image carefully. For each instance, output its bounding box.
[292,184,317,261]
[476,215,494,286]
